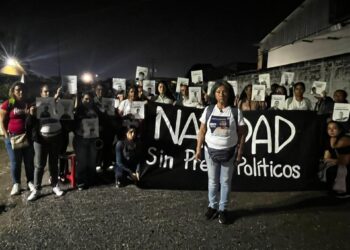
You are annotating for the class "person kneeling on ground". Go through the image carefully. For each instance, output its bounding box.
[319,120,350,198]
[114,125,143,188]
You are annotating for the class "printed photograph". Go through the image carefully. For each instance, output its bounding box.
[176,77,189,93]
[258,73,271,89]
[270,95,286,110]
[252,84,266,101]
[332,103,350,122]
[310,81,327,95]
[57,99,74,120]
[280,72,295,87]
[82,118,99,138]
[143,80,156,96]
[189,86,202,104]
[136,66,149,80]
[62,75,77,94]
[191,70,203,84]
[130,101,145,119]
[112,78,126,93]
[102,97,115,116]
[36,97,56,119]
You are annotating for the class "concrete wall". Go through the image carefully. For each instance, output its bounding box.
[231,53,350,106]
[267,25,350,68]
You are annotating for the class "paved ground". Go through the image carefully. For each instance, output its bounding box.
[0,142,350,249]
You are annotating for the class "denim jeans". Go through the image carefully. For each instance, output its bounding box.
[114,141,140,181]
[33,137,61,189]
[4,137,34,184]
[205,148,235,211]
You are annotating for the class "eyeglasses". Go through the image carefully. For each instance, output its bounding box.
[14,88,22,92]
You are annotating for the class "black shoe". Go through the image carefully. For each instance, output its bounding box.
[205,207,218,220]
[218,210,229,224]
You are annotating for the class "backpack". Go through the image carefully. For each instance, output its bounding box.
[204,104,239,163]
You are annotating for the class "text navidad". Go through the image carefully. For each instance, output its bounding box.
[146,106,301,179]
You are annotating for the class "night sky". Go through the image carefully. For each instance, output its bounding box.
[0,0,305,79]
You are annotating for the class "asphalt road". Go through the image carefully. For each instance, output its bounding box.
[0,146,350,249]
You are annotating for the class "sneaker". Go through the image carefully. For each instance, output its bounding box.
[10,183,21,196]
[77,184,86,191]
[28,181,35,192]
[218,210,229,225]
[52,186,64,197]
[335,192,350,199]
[205,207,218,220]
[96,166,103,173]
[115,180,124,188]
[27,189,40,201]
[107,165,114,172]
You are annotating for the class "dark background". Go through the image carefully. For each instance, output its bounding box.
[0,0,304,79]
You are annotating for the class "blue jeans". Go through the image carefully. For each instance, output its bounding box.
[4,137,34,184]
[114,141,140,181]
[205,148,235,211]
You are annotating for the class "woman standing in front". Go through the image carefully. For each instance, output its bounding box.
[195,82,247,224]
[0,82,34,195]
[26,84,64,201]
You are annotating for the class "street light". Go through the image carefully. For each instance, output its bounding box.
[81,72,94,84]
[0,56,25,76]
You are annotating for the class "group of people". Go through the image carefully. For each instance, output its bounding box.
[0,78,349,225]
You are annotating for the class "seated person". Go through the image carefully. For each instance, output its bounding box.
[114,126,144,187]
[319,121,350,198]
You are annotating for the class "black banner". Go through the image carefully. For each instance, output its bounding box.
[139,102,324,191]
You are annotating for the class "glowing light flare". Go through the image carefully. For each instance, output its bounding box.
[81,72,94,84]
[6,57,18,66]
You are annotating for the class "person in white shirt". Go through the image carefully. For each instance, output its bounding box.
[285,82,312,110]
[195,81,247,224]
[153,82,173,104]
[118,86,137,116]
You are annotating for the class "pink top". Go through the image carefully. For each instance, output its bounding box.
[1,100,27,134]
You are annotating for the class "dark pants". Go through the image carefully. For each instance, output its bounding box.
[33,136,62,189]
[73,136,97,188]
[114,141,140,182]
[96,131,114,169]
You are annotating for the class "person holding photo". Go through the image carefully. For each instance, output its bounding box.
[118,86,139,116]
[238,84,266,110]
[26,84,63,201]
[73,92,100,190]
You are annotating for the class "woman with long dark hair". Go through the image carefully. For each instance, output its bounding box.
[320,121,350,198]
[0,82,34,195]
